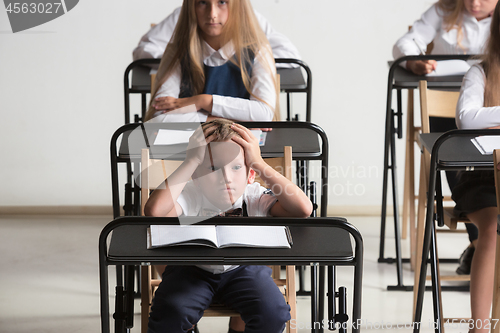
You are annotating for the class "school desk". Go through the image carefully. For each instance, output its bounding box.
[380,55,475,291]
[413,129,500,333]
[99,216,363,333]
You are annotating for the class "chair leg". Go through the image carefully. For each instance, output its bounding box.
[413,154,429,315]
[403,89,416,241]
[286,265,297,333]
[141,266,152,333]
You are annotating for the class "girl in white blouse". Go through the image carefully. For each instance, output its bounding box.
[144,0,277,123]
[454,2,500,331]
[393,0,497,75]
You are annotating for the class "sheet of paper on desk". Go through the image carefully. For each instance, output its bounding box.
[154,129,195,145]
[471,136,500,155]
[426,60,470,77]
[250,130,267,146]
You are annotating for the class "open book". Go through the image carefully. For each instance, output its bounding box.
[147,225,292,249]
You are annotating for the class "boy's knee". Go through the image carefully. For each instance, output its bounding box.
[244,299,291,333]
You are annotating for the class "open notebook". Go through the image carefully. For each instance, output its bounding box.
[147,225,292,249]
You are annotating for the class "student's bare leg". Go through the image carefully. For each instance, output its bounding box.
[467,207,497,333]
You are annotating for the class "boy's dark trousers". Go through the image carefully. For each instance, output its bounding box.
[147,265,290,333]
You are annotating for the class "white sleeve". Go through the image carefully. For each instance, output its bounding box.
[456,64,500,129]
[177,181,202,216]
[243,183,277,216]
[253,11,301,61]
[211,48,276,121]
[150,64,208,122]
[132,7,181,60]
[393,4,442,66]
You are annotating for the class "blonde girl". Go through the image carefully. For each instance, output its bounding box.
[144,0,277,123]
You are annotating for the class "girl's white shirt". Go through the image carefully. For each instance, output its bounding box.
[153,40,276,122]
[393,4,491,67]
[133,7,301,64]
[456,64,500,129]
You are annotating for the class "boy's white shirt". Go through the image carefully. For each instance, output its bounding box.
[177,181,277,274]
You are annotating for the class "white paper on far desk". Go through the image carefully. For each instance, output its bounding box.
[154,129,196,145]
[153,129,266,146]
[426,60,471,77]
[471,136,500,155]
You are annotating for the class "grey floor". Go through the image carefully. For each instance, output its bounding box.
[0,214,473,333]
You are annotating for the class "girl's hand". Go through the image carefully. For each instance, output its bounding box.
[153,95,213,113]
[230,123,264,167]
[407,60,437,75]
[186,124,216,166]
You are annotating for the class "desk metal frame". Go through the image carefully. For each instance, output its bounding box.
[99,216,363,333]
[380,55,475,291]
[413,129,500,333]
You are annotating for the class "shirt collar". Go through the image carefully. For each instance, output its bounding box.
[202,40,235,61]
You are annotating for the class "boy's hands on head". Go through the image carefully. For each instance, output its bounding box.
[186,124,216,166]
[230,123,265,167]
[406,59,437,75]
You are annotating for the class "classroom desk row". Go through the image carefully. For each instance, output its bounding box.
[379,54,475,290]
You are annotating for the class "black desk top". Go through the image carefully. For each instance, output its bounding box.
[107,218,354,266]
[392,66,463,90]
[419,132,494,168]
[131,66,306,93]
[118,122,322,160]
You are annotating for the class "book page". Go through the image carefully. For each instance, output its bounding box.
[216,226,291,248]
[148,225,218,249]
[426,60,470,77]
[471,136,500,155]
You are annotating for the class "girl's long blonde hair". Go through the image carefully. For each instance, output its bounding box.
[145,0,276,121]
[483,0,500,106]
[436,0,466,51]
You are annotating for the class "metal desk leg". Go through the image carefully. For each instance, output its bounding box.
[413,162,443,333]
[311,262,319,333]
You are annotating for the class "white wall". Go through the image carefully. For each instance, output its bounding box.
[0,0,436,209]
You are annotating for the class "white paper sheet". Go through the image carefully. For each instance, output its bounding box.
[471,136,500,155]
[154,129,195,145]
[426,60,471,77]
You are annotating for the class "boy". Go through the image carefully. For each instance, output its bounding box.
[144,119,312,333]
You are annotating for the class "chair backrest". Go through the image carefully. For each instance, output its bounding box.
[418,80,460,133]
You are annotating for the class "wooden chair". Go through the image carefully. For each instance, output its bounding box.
[492,149,500,333]
[413,80,470,323]
[140,146,297,333]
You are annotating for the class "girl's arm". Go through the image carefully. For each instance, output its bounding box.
[230,123,312,217]
[393,4,441,74]
[456,65,500,129]
[210,48,276,121]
